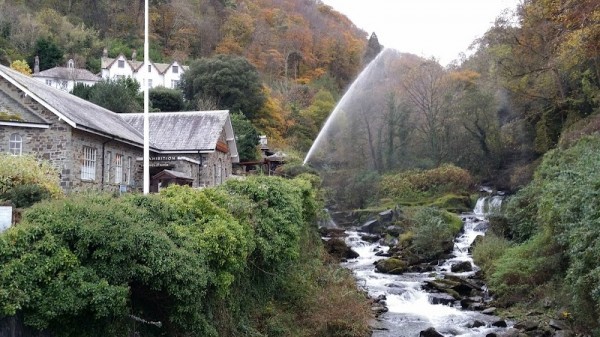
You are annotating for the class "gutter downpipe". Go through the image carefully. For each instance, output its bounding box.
[101,138,113,190]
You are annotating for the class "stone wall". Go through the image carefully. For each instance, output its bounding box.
[70,129,143,193]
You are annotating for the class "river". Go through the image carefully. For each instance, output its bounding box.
[341,196,508,337]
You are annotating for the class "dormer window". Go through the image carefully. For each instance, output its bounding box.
[118,60,125,68]
[172,65,179,74]
[67,59,75,68]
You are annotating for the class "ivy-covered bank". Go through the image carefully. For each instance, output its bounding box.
[0,174,371,337]
[473,135,600,335]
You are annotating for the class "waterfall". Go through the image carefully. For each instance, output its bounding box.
[340,193,508,336]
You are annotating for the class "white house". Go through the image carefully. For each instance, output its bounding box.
[32,57,101,92]
[101,49,187,90]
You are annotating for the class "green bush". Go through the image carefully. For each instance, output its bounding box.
[472,234,511,276]
[0,154,62,198]
[411,207,461,260]
[2,183,51,208]
[487,230,564,305]
[379,164,473,202]
[0,175,372,337]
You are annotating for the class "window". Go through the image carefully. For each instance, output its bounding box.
[148,64,152,72]
[171,80,179,88]
[126,157,132,185]
[172,65,179,74]
[81,146,96,180]
[115,154,123,184]
[105,151,112,182]
[9,134,22,155]
[118,60,125,68]
[45,79,52,86]
[148,79,153,88]
[116,75,125,80]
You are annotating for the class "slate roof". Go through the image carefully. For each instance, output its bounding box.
[153,169,193,180]
[0,64,145,145]
[102,56,188,74]
[33,67,101,82]
[121,111,231,151]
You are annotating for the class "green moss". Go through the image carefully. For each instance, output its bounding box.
[429,193,472,213]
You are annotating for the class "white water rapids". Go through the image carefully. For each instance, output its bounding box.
[341,196,508,337]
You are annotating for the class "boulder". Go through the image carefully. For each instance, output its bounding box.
[553,331,573,337]
[482,307,497,315]
[375,258,408,274]
[428,292,457,305]
[514,320,539,331]
[451,261,473,273]
[358,219,381,233]
[379,209,394,223]
[549,319,569,331]
[323,238,359,260]
[419,327,444,337]
[361,234,380,243]
[384,225,402,237]
[467,320,486,328]
[497,328,527,337]
[492,320,508,328]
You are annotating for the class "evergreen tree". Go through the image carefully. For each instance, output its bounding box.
[364,32,382,64]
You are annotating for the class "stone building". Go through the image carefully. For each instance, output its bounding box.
[0,64,238,193]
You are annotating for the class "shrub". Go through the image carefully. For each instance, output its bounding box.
[2,184,51,208]
[487,230,564,305]
[411,207,461,260]
[0,154,62,198]
[472,234,511,276]
[379,164,473,201]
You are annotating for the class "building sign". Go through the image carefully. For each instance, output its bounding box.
[150,156,178,161]
[0,206,12,232]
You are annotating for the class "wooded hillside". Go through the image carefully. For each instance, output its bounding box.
[0,0,368,149]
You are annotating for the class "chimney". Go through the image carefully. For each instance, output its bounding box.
[34,55,39,74]
[131,50,137,61]
[102,48,108,58]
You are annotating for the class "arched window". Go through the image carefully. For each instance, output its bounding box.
[9,134,22,155]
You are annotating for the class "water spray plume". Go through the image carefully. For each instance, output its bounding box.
[303,48,392,166]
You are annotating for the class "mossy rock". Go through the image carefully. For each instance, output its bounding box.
[375,258,408,274]
[429,194,472,213]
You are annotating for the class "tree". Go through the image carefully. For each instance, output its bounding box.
[28,37,63,71]
[72,78,142,113]
[402,59,454,166]
[10,60,32,75]
[149,86,184,112]
[230,112,259,162]
[181,54,266,119]
[364,32,382,64]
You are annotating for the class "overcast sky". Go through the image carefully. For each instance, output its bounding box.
[320,0,521,65]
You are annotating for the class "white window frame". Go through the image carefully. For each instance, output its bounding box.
[9,133,22,156]
[148,79,153,88]
[45,79,52,86]
[171,80,179,88]
[81,146,97,181]
[105,151,112,182]
[148,64,152,72]
[172,65,178,74]
[118,60,125,68]
[115,154,123,184]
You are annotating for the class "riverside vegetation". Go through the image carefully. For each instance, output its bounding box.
[0,155,371,337]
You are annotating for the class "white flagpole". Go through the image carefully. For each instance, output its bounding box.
[143,0,150,194]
